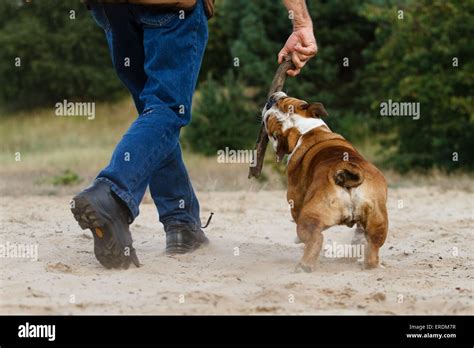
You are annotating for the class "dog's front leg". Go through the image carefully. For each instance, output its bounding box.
[295,219,324,273]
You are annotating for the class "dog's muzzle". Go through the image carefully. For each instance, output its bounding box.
[265,95,277,111]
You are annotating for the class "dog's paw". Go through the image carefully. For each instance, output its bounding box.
[295,262,314,273]
[364,262,385,270]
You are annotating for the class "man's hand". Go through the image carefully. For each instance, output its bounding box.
[278,27,317,76]
[279,0,317,76]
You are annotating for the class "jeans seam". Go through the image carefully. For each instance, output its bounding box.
[180,4,202,226]
[141,12,178,27]
[100,5,112,32]
[181,146,196,225]
[188,5,200,103]
[181,8,200,226]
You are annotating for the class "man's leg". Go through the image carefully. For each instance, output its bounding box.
[71,4,148,269]
[149,144,200,227]
[99,5,207,225]
[135,1,209,252]
[72,2,208,268]
[90,1,207,223]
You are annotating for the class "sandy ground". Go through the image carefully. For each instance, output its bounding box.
[0,187,472,315]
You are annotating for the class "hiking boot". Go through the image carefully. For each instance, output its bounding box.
[165,223,209,254]
[70,180,140,269]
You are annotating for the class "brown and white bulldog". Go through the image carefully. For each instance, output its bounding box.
[263,91,388,272]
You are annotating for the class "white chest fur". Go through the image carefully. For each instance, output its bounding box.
[292,115,327,134]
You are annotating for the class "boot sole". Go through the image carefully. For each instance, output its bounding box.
[71,195,139,269]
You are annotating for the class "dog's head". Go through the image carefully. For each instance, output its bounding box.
[262,91,329,162]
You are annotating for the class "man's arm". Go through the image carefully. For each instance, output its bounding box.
[279,0,318,76]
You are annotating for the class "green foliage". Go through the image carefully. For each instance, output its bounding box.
[194,0,379,154]
[183,72,256,155]
[1,0,471,172]
[203,0,378,105]
[194,0,473,172]
[0,0,124,111]
[51,169,82,186]
[360,0,474,171]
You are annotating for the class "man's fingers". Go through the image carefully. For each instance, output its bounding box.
[295,52,311,64]
[295,44,318,57]
[287,68,300,77]
[294,50,313,62]
[279,37,317,70]
[291,53,306,70]
[278,49,288,64]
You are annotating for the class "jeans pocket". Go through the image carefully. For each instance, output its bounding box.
[90,5,111,32]
[138,6,181,28]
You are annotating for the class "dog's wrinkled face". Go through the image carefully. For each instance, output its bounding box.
[262,92,329,162]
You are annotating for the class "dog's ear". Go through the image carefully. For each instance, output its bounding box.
[302,102,328,118]
[276,141,287,163]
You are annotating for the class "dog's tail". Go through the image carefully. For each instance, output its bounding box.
[331,161,364,189]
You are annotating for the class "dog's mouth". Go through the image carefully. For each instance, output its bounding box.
[265,95,278,111]
[265,91,287,111]
[262,92,288,129]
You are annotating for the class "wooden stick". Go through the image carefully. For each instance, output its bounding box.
[248,55,296,179]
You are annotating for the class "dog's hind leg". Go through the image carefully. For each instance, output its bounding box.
[362,210,388,269]
[348,223,367,262]
[295,219,325,273]
[351,223,367,246]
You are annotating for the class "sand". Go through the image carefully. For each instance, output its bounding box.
[0,187,472,314]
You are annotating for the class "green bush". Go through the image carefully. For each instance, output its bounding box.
[202,0,379,146]
[51,169,82,186]
[184,72,256,155]
[0,0,124,111]
[361,0,474,171]
[199,0,473,171]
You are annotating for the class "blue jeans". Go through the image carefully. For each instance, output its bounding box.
[90,1,208,228]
